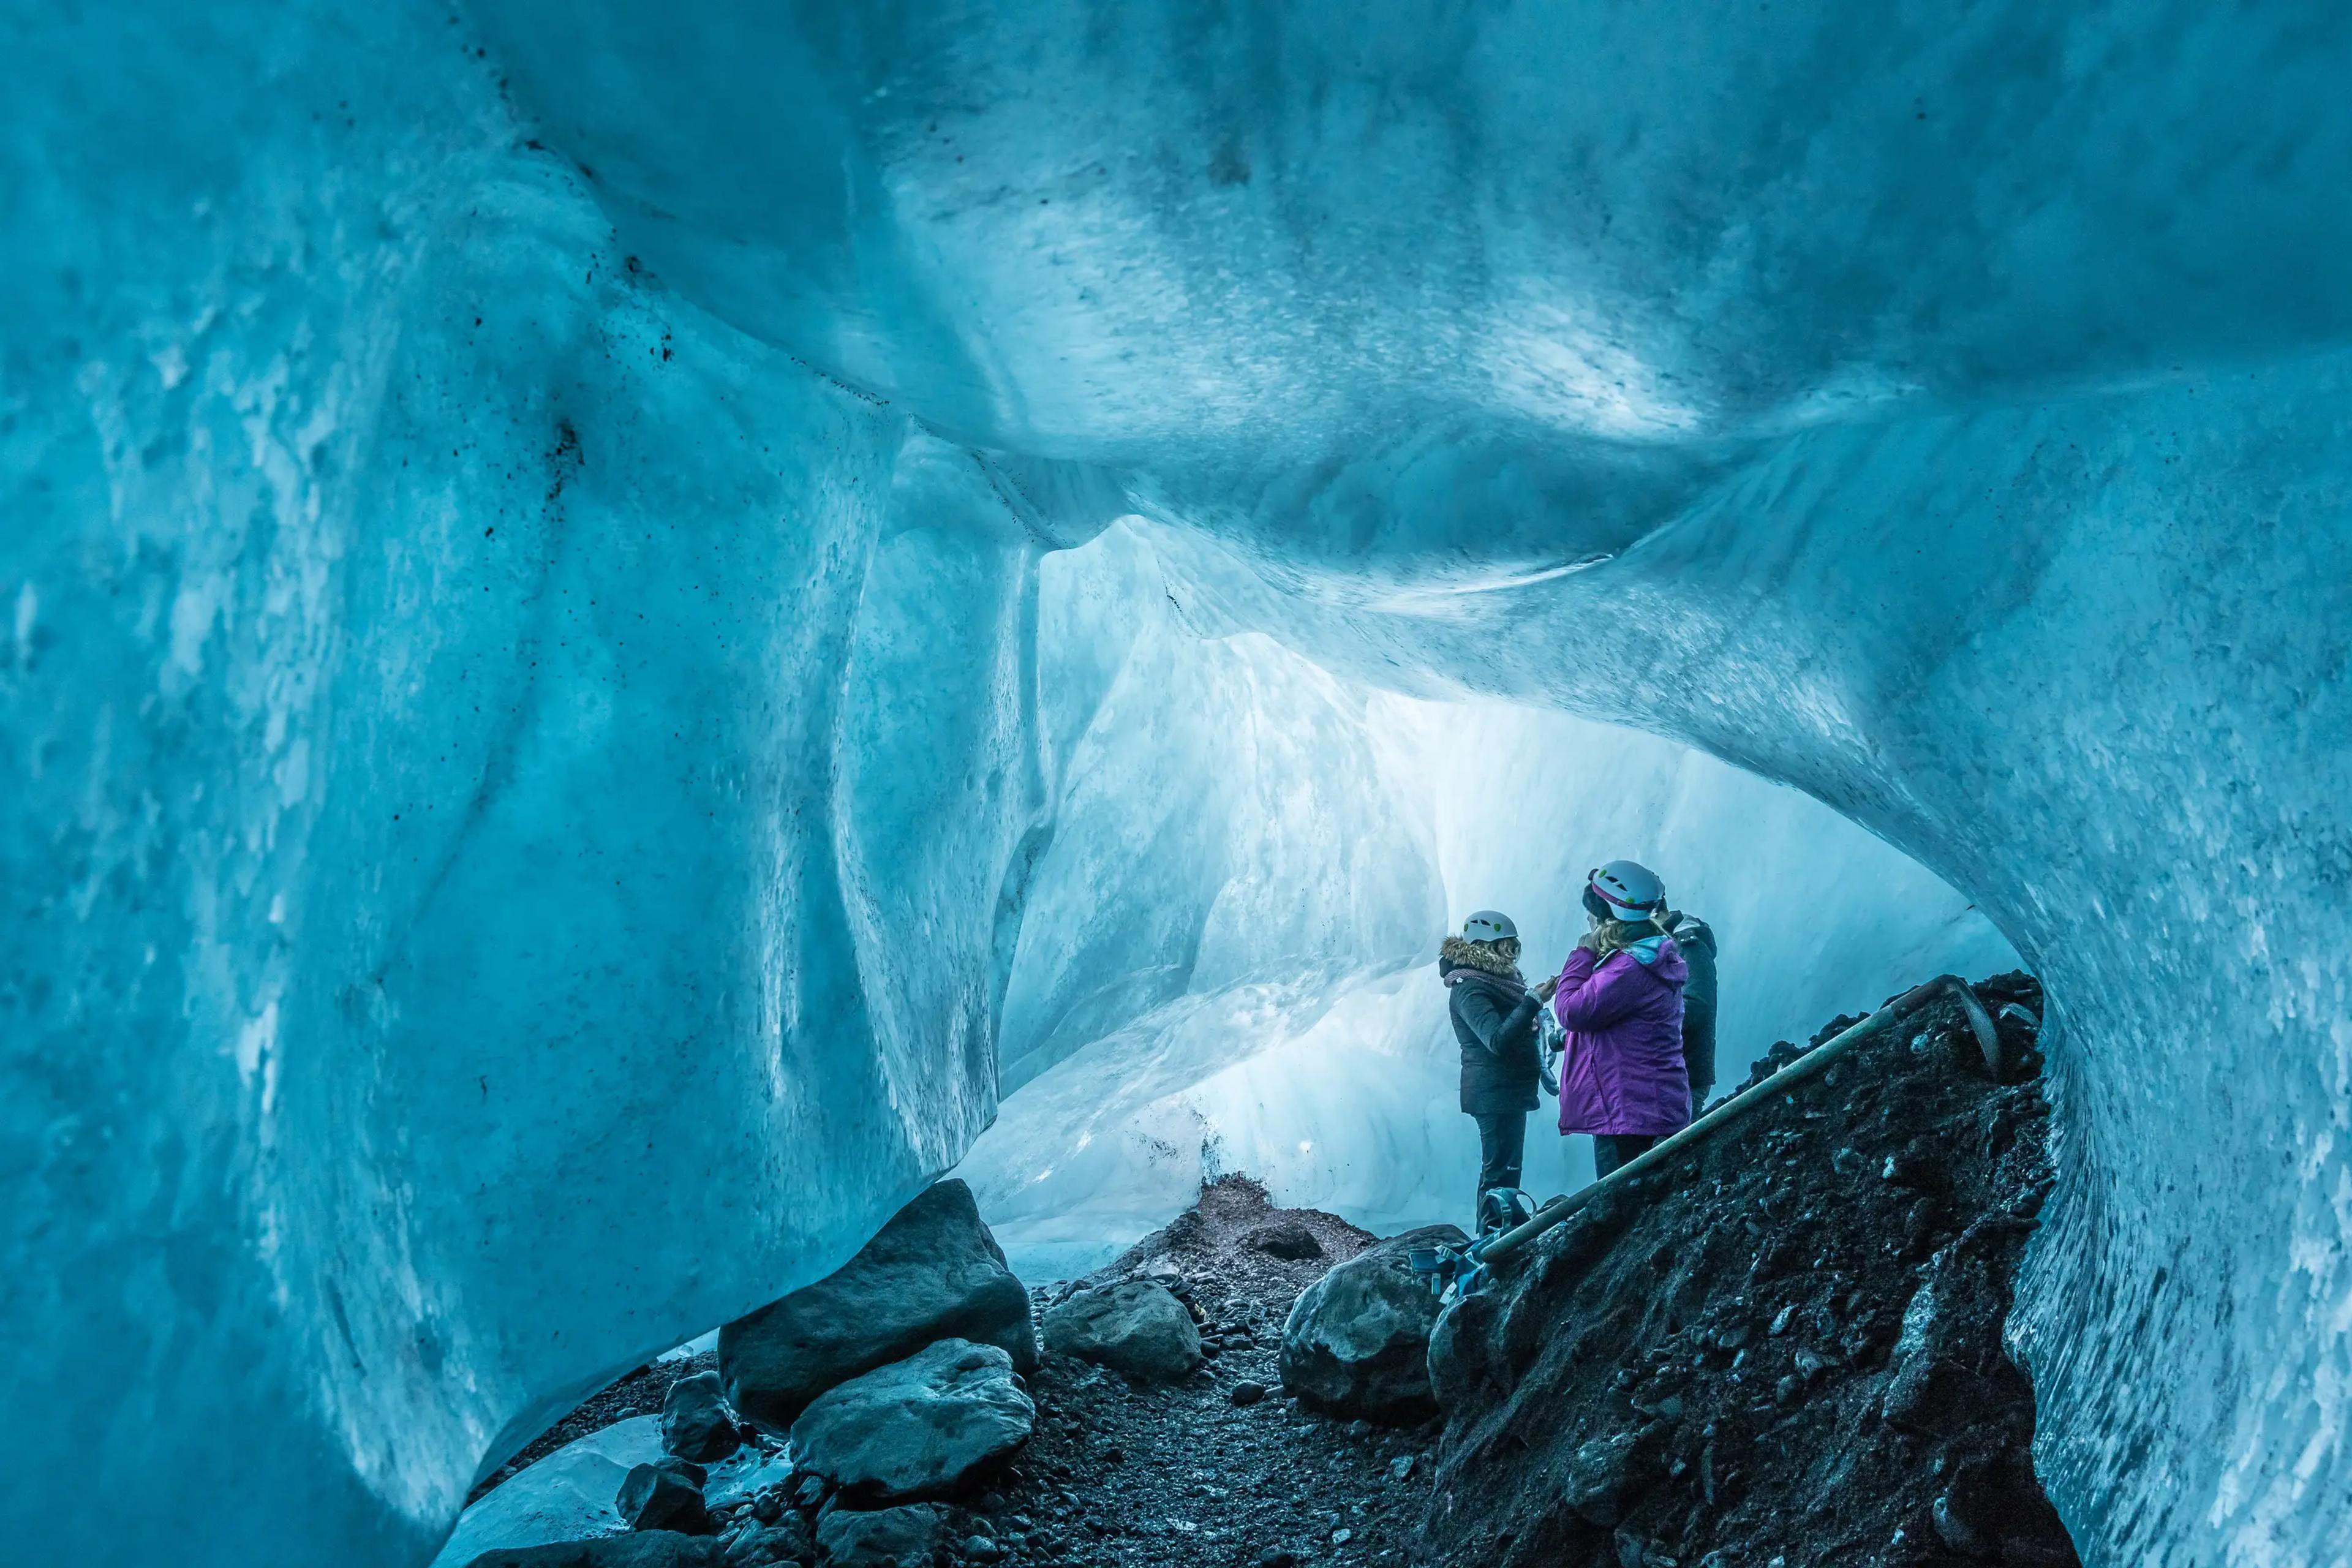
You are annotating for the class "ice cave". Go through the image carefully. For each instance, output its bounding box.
[5,3,2349,1566]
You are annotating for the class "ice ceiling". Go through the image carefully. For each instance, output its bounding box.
[6,4,2350,1567]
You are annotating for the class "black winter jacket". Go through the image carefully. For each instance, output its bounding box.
[1672,915,1719,1088]
[1441,939,1542,1114]
[1672,916,1719,1011]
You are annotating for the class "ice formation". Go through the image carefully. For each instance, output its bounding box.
[968,522,2016,1276]
[6,5,2350,1568]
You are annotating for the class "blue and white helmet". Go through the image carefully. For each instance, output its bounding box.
[1588,861,1665,920]
[1461,910,1519,945]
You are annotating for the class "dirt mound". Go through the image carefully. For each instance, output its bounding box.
[1078,1174,1378,1294]
[960,1175,1426,1564]
[1424,973,2075,1567]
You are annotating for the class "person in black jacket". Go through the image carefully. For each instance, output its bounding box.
[1439,910,1558,1232]
[1665,910,1719,1120]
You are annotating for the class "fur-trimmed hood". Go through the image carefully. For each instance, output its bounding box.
[1440,934,1523,981]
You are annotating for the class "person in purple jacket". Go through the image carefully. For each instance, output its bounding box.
[1550,860,1693,1179]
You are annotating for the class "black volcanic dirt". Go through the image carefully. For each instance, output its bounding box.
[1425,972,2075,1568]
[466,975,2073,1568]
[968,1177,1444,1567]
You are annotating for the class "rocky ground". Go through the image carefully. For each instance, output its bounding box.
[969,1178,1440,1567]
[466,973,2075,1568]
[1428,971,2073,1568]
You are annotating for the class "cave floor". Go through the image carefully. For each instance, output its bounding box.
[971,1178,1436,1567]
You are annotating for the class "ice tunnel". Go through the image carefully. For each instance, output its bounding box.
[4,3,2350,1566]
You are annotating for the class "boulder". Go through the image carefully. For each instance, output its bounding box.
[814,1504,948,1567]
[464,1532,726,1568]
[617,1458,712,1535]
[723,1518,815,1567]
[722,1180,1036,1430]
[1278,1224,1464,1420]
[1040,1280,1201,1382]
[662,1371,742,1464]
[790,1340,1035,1503]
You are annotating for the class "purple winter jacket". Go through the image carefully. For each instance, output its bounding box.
[1551,935,1692,1136]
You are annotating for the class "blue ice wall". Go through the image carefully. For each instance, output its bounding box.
[7,4,2352,1567]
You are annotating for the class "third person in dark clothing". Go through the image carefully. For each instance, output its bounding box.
[1440,910,1555,1234]
[1666,910,1718,1121]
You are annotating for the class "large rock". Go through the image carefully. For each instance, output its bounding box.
[1279,1224,1464,1420]
[1040,1280,1202,1382]
[662,1371,742,1463]
[722,1180,1036,1429]
[463,1532,727,1568]
[790,1339,1035,1502]
[814,1504,949,1567]
[617,1458,712,1535]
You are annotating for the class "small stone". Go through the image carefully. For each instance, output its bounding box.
[1774,1374,1803,1406]
[815,1502,948,1568]
[616,1458,713,1535]
[1232,1381,1268,1406]
[1561,1430,1644,1527]
[1768,1305,1795,1336]
[1932,1493,1991,1556]
[790,1339,1033,1503]
[1332,1526,1352,1545]
[963,1536,1007,1563]
[1280,1225,1464,1420]
[1042,1280,1203,1382]
[662,1371,744,1464]
[1386,1455,1415,1482]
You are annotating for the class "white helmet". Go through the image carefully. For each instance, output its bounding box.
[1461,910,1518,944]
[1587,861,1665,920]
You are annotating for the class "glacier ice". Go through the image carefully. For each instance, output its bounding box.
[968,522,2016,1276]
[7,4,2352,1567]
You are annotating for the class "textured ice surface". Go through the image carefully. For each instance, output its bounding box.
[426,1418,658,1568]
[971,530,2015,1274]
[7,4,2351,1567]
[427,1415,790,1567]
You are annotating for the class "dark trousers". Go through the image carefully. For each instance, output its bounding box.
[1472,1111,1527,1218]
[1592,1133,1659,1180]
